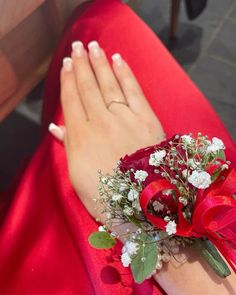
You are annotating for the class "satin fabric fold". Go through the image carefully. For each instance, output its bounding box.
[0,0,236,294]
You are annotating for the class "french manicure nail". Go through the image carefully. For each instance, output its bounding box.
[112,53,123,66]
[88,41,101,58]
[63,57,73,71]
[72,41,84,57]
[48,123,64,141]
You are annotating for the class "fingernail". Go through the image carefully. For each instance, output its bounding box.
[63,57,73,72]
[88,41,101,58]
[72,41,84,57]
[112,53,123,66]
[48,123,64,141]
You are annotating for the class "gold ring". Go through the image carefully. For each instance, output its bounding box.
[107,100,128,108]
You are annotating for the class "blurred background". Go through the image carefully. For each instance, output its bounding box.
[0,0,235,191]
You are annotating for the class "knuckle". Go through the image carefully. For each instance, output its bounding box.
[127,85,140,97]
[122,75,133,86]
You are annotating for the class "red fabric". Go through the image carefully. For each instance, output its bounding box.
[0,0,236,294]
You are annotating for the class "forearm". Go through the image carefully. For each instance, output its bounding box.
[100,210,234,295]
[111,223,235,294]
[153,247,236,295]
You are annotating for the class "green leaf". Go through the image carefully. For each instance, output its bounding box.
[211,168,222,182]
[215,150,226,160]
[88,231,116,249]
[131,233,157,283]
[193,239,231,278]
[232,194,236,200]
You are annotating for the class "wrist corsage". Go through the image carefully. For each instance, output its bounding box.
[88,133,236,283]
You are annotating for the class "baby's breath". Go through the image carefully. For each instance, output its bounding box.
[91,133,228,282]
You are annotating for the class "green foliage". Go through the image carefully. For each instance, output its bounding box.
[211,168,222,182]
[193,239,231,278]
[88,231,116,249]
[131,233,158,283]
[215,150,226,160]
[211,149,226,182]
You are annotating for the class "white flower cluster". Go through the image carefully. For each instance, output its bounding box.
[112,193,123,202]
[118,182,129,192]
[149,150,166,167]
[121,241,139,267]
[121,238,172,271]
[98,169,144,219]
[207,137,225,154]
[123,206,133,216]
[128,189,139,201]
[153,201,164,212]
[181,135,193,145]
[98,225,106,232]
[188,170,211,189]
[134,170,148,182]
[188,158,200,169]
[94,133,228,283]
[165,220,177,235]
[126,188,142,212]
[181,134,225,155]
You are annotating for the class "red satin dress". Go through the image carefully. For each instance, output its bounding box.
[0,0,235,294]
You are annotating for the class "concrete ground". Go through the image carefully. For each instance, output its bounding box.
[132,0,236,139]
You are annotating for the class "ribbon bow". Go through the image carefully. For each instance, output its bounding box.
[140,169,236,272]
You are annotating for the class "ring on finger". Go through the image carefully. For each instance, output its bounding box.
[107,99,128,109]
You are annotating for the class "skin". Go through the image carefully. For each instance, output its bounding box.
[50,40,236,294]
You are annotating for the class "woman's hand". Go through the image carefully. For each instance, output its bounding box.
[49,40,236,295]
[49,40,164,221]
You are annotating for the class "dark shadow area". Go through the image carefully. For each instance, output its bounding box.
[0,112,40,191]
[25,80,44,109]
[100,266,121,284]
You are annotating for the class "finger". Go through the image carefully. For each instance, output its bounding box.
[48,123,65,142]
[87,41,127,109]
[112,53,153,116]
[60,57,87,139]
[71,41,107,118]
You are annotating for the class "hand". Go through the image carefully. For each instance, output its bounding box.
[49,40,164,221]
[49,41,236,294]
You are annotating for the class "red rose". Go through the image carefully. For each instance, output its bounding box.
[119,135,179,187]
[119,145,156,172]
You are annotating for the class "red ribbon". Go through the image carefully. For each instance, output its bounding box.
[140,169,236,272]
